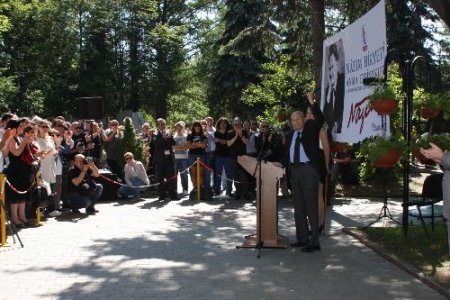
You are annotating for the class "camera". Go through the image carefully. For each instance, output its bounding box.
[83,157,93,164]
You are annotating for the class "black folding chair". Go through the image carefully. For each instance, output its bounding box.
[402,173,443,238]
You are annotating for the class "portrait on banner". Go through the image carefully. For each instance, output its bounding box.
[322,39,345,135]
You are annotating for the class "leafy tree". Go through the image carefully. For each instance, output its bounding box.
[242,55,314,124]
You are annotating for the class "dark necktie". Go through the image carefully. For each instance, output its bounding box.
[330,88,335,106]
[294,132,301,163]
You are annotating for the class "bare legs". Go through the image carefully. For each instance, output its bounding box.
[10,202,29,224]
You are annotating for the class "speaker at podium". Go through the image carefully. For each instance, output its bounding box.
[76,96,104,120]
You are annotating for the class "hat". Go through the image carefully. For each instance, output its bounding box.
[5,118,20,130]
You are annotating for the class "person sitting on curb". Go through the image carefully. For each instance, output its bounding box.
[66,154,103,214]
[117,152,149,199]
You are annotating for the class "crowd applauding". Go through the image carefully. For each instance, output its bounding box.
[0,113,294,222]
[1,100,356,255]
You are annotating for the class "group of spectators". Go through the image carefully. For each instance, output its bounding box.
[148,116,291,201]
[0,113,112,226]
[0,108,361,236]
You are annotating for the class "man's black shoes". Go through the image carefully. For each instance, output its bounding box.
[301,245,321,253]
[290,241,309,248]
[86,207,99,214]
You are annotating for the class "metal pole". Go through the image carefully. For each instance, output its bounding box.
[196,157,201,202]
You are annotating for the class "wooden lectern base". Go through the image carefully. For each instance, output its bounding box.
[239,235,289,249]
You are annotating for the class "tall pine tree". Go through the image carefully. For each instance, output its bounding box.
[209,0,277,116]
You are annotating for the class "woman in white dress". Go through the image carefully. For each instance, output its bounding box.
[36,120,60,217]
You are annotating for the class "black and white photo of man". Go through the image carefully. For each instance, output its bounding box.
[322,40,345,135]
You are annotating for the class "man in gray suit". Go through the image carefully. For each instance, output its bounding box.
[285,95,324,252]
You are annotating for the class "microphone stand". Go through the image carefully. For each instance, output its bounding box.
[253,133,267,258]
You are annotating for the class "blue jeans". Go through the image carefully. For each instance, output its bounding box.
[215,156,232,194]
[203,152,215,190]
[67,183,103,210]
[174,158,189,191]
[118,177,147,198]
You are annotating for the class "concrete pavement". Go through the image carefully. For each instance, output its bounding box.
[0,192,445,299]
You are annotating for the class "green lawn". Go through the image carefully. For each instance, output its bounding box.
[361,224,450,287]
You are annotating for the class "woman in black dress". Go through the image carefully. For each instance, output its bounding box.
[5,120,42,227]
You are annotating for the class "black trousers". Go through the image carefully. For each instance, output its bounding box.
[154,158,177,198]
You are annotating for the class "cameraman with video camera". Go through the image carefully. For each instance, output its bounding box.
[66,154,103,214]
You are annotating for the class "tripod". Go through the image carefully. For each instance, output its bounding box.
[0,197,24,248]
[364,168,401,228]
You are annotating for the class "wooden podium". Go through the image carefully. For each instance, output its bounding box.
[237,155,288,248]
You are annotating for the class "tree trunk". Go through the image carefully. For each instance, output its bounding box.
[310,0,325,92]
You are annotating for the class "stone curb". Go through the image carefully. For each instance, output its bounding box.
[342,227,450,299]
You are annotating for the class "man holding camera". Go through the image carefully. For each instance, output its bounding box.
[66,154,103,214]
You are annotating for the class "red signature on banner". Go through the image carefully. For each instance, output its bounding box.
[347,98,372,134]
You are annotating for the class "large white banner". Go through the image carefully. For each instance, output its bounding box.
[320,0,387,143]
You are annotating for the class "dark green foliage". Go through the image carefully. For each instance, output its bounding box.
[0,0,448,122]
[119,117,148,168]
[209,0,276,116]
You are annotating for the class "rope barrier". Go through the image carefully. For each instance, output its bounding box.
[98,161,197,190]
[199,161,240,184]
[5,179,35,195]
[1,174,6,246]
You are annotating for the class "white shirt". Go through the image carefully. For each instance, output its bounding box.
[124,160,149,186]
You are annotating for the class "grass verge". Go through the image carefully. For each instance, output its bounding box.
[361,224,450,288]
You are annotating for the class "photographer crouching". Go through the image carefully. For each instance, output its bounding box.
[66,154,103,214]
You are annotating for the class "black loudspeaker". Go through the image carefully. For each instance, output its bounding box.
[76,97,104,120]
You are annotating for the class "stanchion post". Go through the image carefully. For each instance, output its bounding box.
[0,173,6,246]
[196,157,201,202]
[35,172,41,225]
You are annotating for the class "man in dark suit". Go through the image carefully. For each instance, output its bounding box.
[151,118,179,200]
[285,95,324,252]
[323,43,345,134]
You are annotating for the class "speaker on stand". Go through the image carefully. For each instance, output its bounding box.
[76,96,105,120]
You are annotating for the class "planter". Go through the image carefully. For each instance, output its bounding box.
[418,106,439,119]
[331,142,348,153]
[277,111,288,122]
[370,99,398,115]
[375,149,402,168]
[412,149,435,165]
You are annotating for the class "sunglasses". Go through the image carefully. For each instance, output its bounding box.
[111,124,118,127]
[125,157,132,161]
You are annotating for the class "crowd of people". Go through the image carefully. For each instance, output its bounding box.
[0,98,366,254]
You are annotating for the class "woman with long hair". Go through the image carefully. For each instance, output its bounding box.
[36,120,60,216]
[186,120,207,190]
[213,118,232,196]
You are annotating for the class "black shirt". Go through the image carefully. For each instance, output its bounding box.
[227,130,248,158]
[67,166,92,194]
[214,131,229,157]
[187,132,207,156]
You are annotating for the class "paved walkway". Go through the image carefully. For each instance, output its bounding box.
[0,192,445,300]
